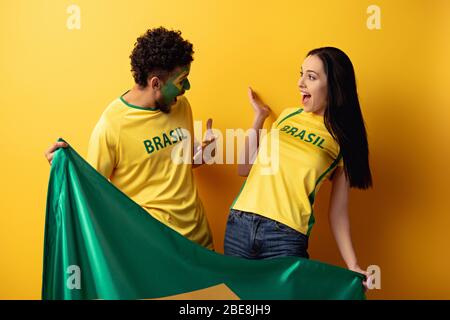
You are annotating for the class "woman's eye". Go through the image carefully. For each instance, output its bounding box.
[309,75,315,80]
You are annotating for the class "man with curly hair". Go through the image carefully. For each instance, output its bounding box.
[45,27,214,249]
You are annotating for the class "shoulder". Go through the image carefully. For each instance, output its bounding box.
[172,96,193,121]
[101,98,127,126]
[280,107,301,116]
[279,107,303,119]
[103,98,127,120]
[274,107,303,127]
[176,95,192,111]
[91,98,125,140]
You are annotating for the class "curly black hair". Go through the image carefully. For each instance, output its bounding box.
[130,27,194,87]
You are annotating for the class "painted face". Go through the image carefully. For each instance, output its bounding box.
[298,55,328,115]
[161,66,191,106]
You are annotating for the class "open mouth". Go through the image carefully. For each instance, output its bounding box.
[302,93,311,104]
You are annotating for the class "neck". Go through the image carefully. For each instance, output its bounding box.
[123,85,157,109]
[312,105,326,116]
[313,110,325,116]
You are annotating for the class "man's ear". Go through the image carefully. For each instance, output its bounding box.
[148,76,161,90]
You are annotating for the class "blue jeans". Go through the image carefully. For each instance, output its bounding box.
[224,209,309,259]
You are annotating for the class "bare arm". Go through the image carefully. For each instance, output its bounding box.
[237,87,271,177]
[328,166,370,290]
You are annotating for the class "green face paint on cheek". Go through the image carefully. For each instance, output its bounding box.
[161,67,190,105]
[161,82,181,105]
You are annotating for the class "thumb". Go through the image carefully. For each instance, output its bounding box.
[206,118,213,131]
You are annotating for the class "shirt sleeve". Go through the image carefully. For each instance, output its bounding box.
[328,155,344,181]
[86,116,118,179]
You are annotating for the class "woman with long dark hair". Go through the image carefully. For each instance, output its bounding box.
[225,47,372,289]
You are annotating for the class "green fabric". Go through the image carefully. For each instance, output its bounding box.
[42,140,366,300]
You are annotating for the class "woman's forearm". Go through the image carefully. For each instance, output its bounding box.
[237,115,267,176]
[329,209,359,269]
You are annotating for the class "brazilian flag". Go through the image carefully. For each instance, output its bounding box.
[42,140,366,300]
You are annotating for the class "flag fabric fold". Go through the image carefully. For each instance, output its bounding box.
[42,141,366,300]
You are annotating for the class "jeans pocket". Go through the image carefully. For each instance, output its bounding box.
[227,209,241,224]
[273,220,301,236]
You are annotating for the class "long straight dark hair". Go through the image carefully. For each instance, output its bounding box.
[307,47,372,189]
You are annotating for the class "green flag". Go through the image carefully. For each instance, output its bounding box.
[42,140,366,300]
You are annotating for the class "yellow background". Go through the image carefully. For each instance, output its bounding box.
[1,0,449,299]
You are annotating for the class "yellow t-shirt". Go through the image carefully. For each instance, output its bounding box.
[232,107,343,236]
[87,93,213,249]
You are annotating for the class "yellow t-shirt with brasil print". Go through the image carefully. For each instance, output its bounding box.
[232,107,343,237]
[87,94,213,249]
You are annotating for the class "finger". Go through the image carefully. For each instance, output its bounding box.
[47,141,68,154]
[45,144,56,159]
[366,275,373,288]
[45,143,57,155]
[55,141,68,148]
[248,87,255,100]
[206,118,213,131]
[45,141,68,161]
[363,280,369,291]
[251,92,264,106]
[44,150,52,163]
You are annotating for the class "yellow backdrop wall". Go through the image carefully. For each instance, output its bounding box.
[1,0,449,299]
